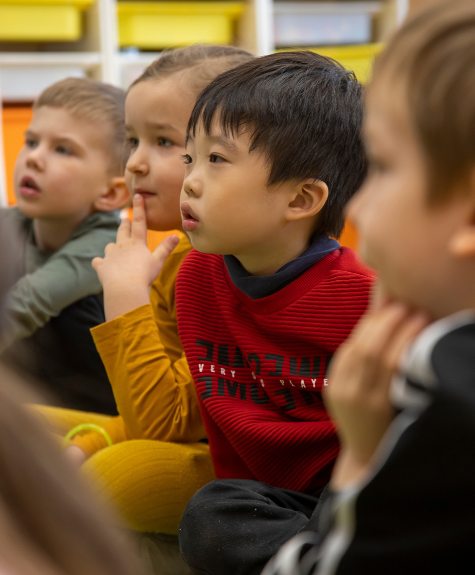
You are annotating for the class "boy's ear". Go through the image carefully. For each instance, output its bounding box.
[93,177,130,212]
[285,179,329,222]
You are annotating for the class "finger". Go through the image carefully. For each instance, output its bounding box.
[369,281,391,312]
[355,309,427,400]
[91,257,103,272]
[131,194,148,243]
[385,311,429,373]
[151,235,180,267]
[367,312,428,407]
[116,217,131,243]
[104,242,117,257]
[350,302,409,348]
[345,304,412,388]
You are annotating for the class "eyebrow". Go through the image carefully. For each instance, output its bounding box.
[125,122,181,135]
[25,129,40,140]
[185,133,240,153]
[208,134,239,152]
[25,130,81,148]
[145,121,180,132]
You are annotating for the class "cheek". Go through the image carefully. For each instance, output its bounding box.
[151,155,186,192]
[45,169,80,203]
[125,170,134,196]
[13,150,27,181]
[350,184,396,268]
[55,163,104,206]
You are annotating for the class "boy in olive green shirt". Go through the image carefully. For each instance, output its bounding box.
[1,78,129,414]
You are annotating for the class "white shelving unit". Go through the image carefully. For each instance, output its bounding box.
[0,0,408,205]
[0,0,409,87]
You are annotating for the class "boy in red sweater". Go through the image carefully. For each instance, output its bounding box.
[176,51,373,575]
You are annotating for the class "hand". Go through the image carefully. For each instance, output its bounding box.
[324,300,428,488]
[92,194,180,321]
[65,445,87,467]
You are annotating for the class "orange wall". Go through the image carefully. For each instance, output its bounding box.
[2,106,33,205]
[339,219,358,252]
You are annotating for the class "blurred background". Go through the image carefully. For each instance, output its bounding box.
[0,0,412,206]
[0,0,419,252]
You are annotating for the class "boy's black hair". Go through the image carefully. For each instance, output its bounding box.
[188,51,366,238]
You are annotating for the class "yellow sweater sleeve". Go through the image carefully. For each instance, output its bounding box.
[72,234,205,456]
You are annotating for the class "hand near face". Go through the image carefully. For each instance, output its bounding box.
[92,194,179,321]
[324,297,428,489]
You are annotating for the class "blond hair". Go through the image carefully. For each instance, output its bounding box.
[370,0,475,201]
[131,44,254,95]
[35,78,128,176]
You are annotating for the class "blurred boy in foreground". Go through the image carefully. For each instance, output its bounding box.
[264,1,475,573]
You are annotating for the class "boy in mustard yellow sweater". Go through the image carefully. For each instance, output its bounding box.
[43,46,253,535]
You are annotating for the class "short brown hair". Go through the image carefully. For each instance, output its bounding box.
[370,0,475,201]
[131,44,254,95]
[35,78,127,176]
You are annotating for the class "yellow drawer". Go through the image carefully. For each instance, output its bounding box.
[118,2,244,48]
[0,0,93,42]
[312,44,383,84]
[278,44,383,84]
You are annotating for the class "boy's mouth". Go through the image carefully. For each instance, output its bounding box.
[181,201,200,232]
[134,188,156,200]
[19,175,41,198]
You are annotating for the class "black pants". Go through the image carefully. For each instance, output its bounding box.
[178,478,327,575]
[3,295,117,415]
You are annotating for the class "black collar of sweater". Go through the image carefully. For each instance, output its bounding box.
[223,234,340,300]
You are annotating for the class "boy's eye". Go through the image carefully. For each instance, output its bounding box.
[182,154,192,165]
[209,154,224,164]
[158,137,172,147]
[128,137,139,148]
[25,138,38,149]
[56,145,72,156]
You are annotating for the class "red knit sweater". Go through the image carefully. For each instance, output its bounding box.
[176,248,373,493]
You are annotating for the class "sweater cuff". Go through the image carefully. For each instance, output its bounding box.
[91,304,155,346]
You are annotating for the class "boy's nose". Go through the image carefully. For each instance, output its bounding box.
[126,148,149,175]
[182,180,198,198]
[183,172,202,198]
[25,148,45,171]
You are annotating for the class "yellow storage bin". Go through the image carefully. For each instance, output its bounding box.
[313,44,383,84]
[279,44,383,84]
[118,2,244,48]
[0,0,94,42]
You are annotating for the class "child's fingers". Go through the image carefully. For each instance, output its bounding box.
[116,217,131,242]
[334,304,411,396]
[91,257,103,272]
[131,194,148,243]
[349,303,410,363]
[151,235,180,267]
[369,281,391,312]
[385,311,429,373]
